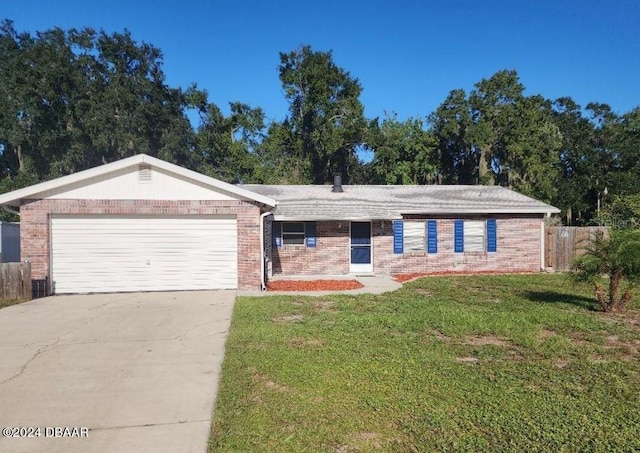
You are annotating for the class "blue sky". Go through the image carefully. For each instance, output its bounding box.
[3,0,639,123]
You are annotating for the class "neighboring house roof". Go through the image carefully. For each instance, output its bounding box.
[242,184,561,220]
[0,154,277,208]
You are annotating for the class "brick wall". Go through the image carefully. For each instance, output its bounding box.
[20,199,264,290]
[272,221,350,275]
[375,216,542,274]
[271,216,542,277]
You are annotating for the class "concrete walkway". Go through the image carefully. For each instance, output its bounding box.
[0,290,235,453]
[239,274,402,297]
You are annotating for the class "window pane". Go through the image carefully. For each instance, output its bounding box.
[464,221,485,252]
[282,222,305,233]
[282,234,305,245]
[351,246,371,264]
[351,222,371,244]
[404,221,424,251]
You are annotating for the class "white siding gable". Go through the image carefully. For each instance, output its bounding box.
[36,166,238,201]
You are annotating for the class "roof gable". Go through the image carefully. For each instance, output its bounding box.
[0,154,276,207]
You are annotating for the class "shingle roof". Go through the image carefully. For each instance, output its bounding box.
[242,184,560,220]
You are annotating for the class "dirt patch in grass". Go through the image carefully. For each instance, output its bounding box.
[538,328,557,341]
[287,337,325,348]
[456,356,480,364]
[271,314,305,323]
[268,280,363,291]
[336,432,383,452]
[313,299,337,312]
[602,310,640,331]
[252,373,291,393]
[422,329,450,343]
[462,334,512,347]
[554,358,571,369]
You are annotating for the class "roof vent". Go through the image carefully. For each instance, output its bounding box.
[332,173,343,193]
[138,164,152,183]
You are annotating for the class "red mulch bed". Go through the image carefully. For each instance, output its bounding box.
[393,270,536,283]
[267,279,364,291]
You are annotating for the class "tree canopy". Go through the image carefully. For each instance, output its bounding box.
[1,21,639,225]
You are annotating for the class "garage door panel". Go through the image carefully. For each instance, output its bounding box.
[51,216,238,293]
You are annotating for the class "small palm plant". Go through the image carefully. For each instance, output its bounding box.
[572,228,640,312]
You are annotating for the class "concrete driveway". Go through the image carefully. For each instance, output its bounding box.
[0,291,236,453]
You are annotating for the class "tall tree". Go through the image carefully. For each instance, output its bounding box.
[428,89,476,184]
[430,70,562,201]
[0,21,196,186]
[369,114,437,184]
[278,45,368,184]
[194,99,265,183]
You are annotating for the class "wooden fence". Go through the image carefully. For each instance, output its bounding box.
[0,262,32,301]
[545,226,608,272]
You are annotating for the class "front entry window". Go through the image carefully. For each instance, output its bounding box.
[350,221,373,273]
[282,222,305,245]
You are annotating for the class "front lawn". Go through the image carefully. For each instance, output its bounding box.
[210,274,640,452]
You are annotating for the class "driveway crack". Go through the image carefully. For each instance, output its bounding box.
[90,418,211,431]
[0,336,60,386]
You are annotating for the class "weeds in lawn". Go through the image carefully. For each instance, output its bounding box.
[210,274,640,452]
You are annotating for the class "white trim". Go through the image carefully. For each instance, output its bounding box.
[0,154,276,208]
[273,209,558,221]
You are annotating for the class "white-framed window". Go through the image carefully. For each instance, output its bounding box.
[404,221,424,252]
[464,220,485,252]
[282,222,306,245]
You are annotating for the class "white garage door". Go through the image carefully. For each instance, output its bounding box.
[51,215,238,293]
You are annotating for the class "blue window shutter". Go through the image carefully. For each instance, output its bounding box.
[272,221,282,248]
[305,222,316,247]
[487,219,497,252]
[454,220,464,253]
[393,220,404,254]
[427,220,437,254]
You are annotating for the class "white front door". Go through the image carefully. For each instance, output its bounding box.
[349,221,373,273]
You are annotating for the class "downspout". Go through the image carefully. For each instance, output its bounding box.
[259,211,272,291]
[540,213,549,271]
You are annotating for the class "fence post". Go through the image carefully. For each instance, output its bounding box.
[22,262,32,301]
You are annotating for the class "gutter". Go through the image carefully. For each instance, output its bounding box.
[2,205,20,216]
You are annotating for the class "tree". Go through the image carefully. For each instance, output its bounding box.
[572,229,640,312]
[550,97,596,224]
[428,89,477,184]
[369,114,437,184]
[0,22,196,185]
[430,70,562,200]
[194,99,265,182]
[277,45,368,184]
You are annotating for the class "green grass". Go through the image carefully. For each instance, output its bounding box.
[210,274,640,452]
[0,298,28,309]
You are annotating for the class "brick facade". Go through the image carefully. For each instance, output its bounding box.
[270,216,543,277]
[20,199,264,290]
